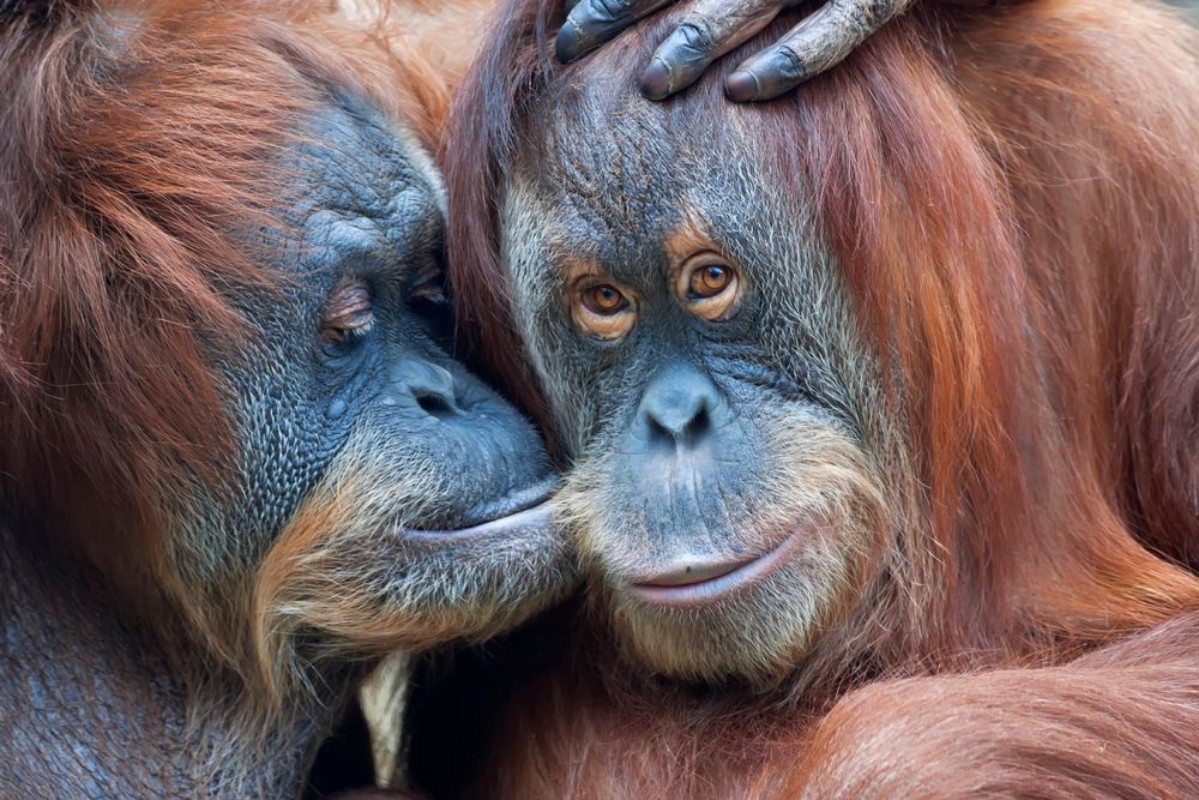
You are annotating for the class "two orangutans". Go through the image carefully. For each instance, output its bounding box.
[4,0,1199,796]
[401,0,1199,796]
[0,0,884,795]
[1,0,808,794]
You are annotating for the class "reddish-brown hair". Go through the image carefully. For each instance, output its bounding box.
[429,3,1199,795]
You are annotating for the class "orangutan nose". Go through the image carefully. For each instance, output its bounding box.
[634,364,724,451]
[390,360,460,418]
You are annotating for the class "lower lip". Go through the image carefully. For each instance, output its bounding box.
[625,533,797,609]
[399,502,554,542]
[461,476,562,524]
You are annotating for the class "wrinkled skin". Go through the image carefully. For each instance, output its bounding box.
[218,93,572,658]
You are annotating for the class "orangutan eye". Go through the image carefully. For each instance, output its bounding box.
[411,276,447,306]
[689,264,731,298]
[570,278,637,341]
[406,258,455,346]
[321,278,374,345]
[408,258,450,310]
[678,255,741,321]
[581,284,629,316]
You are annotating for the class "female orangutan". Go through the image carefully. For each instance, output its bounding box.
[407,0,1199,796]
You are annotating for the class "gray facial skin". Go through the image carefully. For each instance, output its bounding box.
[167,90,576,671]
[500,80,888,684]
[187,91,563,587]
[2,88,575,799]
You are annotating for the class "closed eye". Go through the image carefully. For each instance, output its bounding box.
[321,278,375,345]
[407,251,454,341]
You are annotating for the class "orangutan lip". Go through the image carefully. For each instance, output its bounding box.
[625,533,797,609]
[400,475,560,540]
[400,502,555,542]
[633,557,756,588]
[462,475,561,524]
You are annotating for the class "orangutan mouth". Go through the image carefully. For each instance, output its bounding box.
[625,531,799,609]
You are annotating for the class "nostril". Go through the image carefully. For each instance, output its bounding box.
[645,414,666,440]
[645,397,713,447]
[391,360,460,419]
[415,391,456,418]
[685,405,712,441]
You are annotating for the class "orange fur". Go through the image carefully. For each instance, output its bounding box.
[433,0,1199,795]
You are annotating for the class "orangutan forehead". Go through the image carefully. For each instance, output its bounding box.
[498,130,772,286]
[300,93,441,211]
[524,103,679,196]
[255,92,442,284]
[504,177,757,300]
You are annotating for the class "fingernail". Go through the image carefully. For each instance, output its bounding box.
[725,69,759,102]
[556,21,581,63]
[640,57,673,100]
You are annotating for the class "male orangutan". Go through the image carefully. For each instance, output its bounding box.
[406,0,1199,796]
[0,1,580,796]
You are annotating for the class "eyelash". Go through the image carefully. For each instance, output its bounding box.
[407,262,451,309]
[321,279,375,346]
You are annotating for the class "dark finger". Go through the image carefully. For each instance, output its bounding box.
[725,0,913,101]
[640,0,787,100]
[556,0,675,64]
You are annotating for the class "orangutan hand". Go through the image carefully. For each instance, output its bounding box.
[555,0,1008,101]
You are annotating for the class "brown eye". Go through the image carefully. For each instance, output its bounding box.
[571,278,637,341]
[677,255,741,321]
[689,264,730,298]
[321,279,374,345]
[581,284,629,316]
